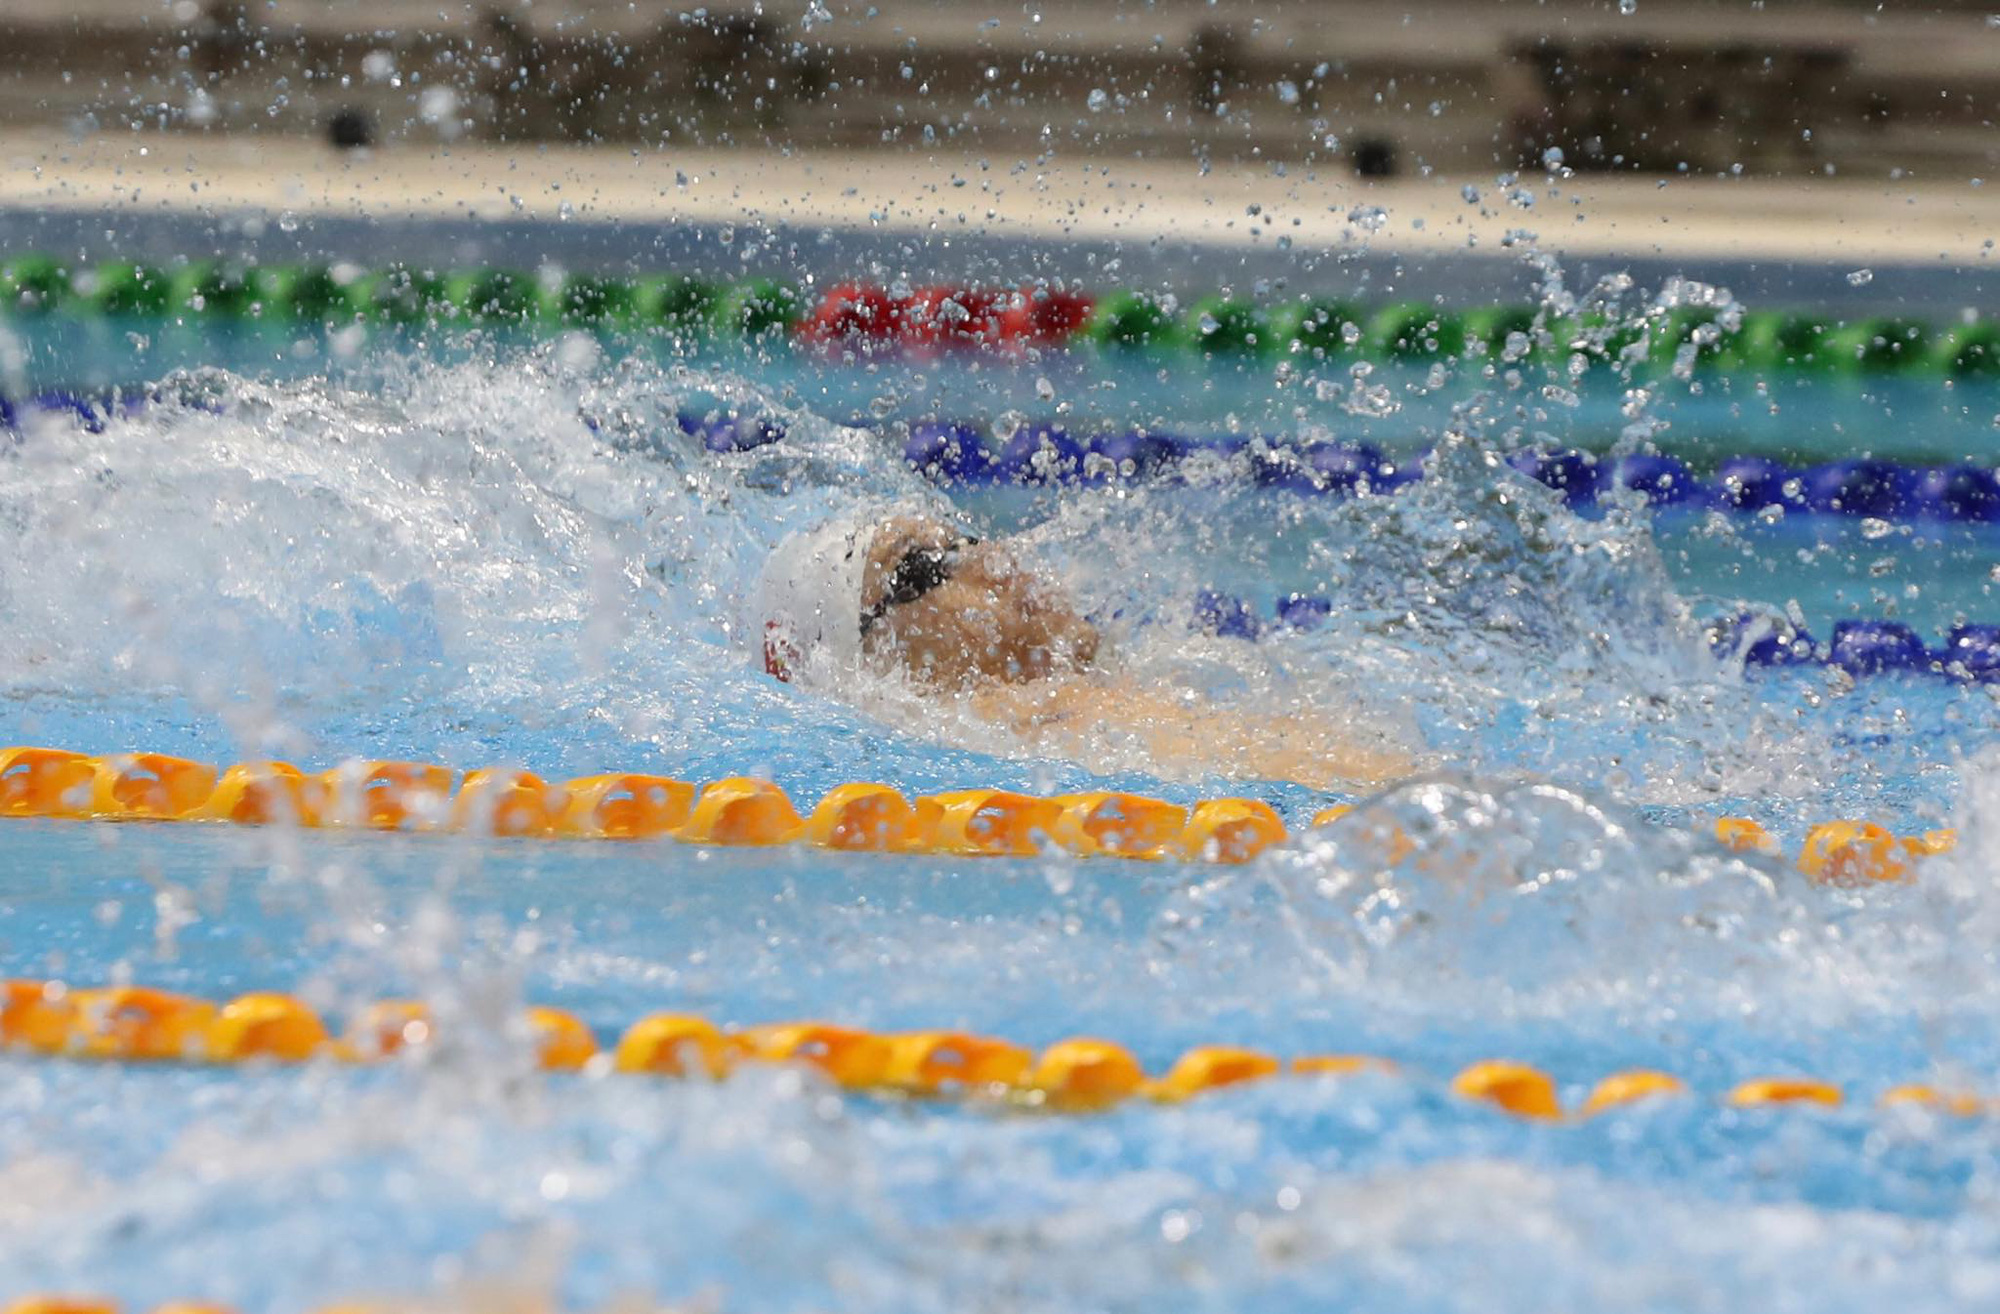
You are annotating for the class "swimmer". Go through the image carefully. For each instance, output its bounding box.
[751,511,1414,790]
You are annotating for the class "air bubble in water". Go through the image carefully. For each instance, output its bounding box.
[1276,81,1300,106]
[1619,0,1637,13]
[1848,268,1874,286]
[277,211,299,233]
[1087,89,1110,112]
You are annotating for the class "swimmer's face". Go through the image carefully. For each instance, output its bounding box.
[860,517,1099,687]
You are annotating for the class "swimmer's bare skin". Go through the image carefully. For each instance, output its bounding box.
[856,515,1412,790]
[859,516,1099,685]
[969,679,1411,791]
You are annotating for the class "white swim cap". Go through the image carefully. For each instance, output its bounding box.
[753,515,878,683]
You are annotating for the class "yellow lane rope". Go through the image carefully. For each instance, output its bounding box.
[0,747,1956,880]
[1,979,1983,1120]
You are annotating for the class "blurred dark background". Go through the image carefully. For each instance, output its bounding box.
[2,1,1995,179]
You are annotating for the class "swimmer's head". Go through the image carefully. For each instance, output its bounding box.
[755,511,1098,689]
[754,515,874,684]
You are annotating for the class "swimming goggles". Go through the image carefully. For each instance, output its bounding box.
[859,536,980,637]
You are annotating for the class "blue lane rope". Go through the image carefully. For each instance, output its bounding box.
[8,390,2000,524]
[1712,615,2000,680]
[1199,588,2000,683]
[700,409,2000,523]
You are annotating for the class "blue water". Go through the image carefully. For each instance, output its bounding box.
[2,310,1999,1312]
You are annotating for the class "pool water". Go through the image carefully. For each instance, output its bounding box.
[1,303,1999,1312]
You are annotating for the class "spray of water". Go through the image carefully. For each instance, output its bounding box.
[0,268,1995,1310]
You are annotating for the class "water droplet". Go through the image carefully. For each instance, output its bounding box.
[1035,376,1055,402]
[1618,0,1637,13]
[1275,80,1299,106]
[556,333,601,372]
[1847,268,1874,286]
[419,85,459,130]
[1086,88,1109,112]
[276,211,299,233]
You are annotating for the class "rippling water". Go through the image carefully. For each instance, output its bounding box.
[0,324,1997,1312]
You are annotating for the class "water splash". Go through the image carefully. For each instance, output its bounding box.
[0,329,1996,1312]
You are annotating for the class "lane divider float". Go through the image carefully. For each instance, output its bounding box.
[0,978,1984,1124]
[9,388,1998,529]
[0,748,1290,864]
[900,430,2000,527]
[0,746,1955,884]
[1201,592,2000,685]
[7,1301,700,1314]
[4,257,1995,377]
[1706,614,2000,681]
[1715,815,1956,884]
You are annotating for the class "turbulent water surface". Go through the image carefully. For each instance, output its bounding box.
[0,322,1997,1312]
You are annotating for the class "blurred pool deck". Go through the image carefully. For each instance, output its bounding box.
[2,129,1995,312]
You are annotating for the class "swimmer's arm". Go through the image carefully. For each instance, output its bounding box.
[972,679,1412,790]
[1119,688,1413,791]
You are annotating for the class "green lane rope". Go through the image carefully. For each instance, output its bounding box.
[2,254,1994,375]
